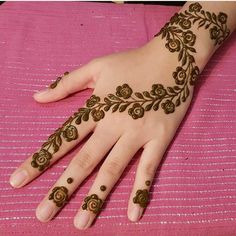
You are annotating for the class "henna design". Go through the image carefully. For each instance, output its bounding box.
[48,186,69,207]
[31,3,230,171]
[82,194,103,214]
[183,2,230,45]
[100,185,106,192]
[49,71,69,89]
[67,177,73,184]
[133,189,149,208]
[145,180,151,186]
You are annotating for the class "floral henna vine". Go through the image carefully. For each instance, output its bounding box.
[30,3,230,172]
[49,186,69,207]
[153,2,230,113]
[82,194,103,214]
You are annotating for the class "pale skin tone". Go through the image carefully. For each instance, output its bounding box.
[9,1,236,230]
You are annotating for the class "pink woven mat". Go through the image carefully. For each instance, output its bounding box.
[0,2,236,236]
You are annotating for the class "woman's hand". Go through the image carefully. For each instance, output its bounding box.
[9,1,235,230]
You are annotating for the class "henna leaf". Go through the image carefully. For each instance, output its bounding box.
[104,105,111,111]
[212,13,217,22]
[134,92,144,99]
[198,19,206,28]
[108,94,120,101]
[53,142,59,153]
[82,110,90,121]
[153,101,160,111]
[167,87,176,94]
[42,141,50,148]
[185,85,190,98]
[104,97,112,104]
[188,47,196,53]
[178,49,184,61]
[56,135,62,146]
[143,91,151,98]
[145,103,153,111]
[182,52,187,66]
[112,103,119,113]
[119,103,129,112]
[174,86,181,91]
[175,96,181,107]
[206,11,212,21]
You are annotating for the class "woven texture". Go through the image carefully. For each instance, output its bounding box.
[0,2,236,235]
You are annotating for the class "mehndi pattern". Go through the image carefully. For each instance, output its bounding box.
[31,2,230,172]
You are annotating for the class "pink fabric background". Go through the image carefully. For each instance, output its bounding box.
[0,2,236,235]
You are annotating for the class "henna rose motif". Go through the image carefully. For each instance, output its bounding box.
[133,189,149,208]
[49,186,69,207]
[182,30,196,46]
[210,26,220,40]
[62,125,78,142]
[150,84,167,98]
[179,18,191,29]
[165,39,181,52]
[218,12,227,24]
[173,67,187,85]
[190,66,200,85]
[170,13,180,24]
[161,100,175,114]
[189,2,202,13]
[128,103,145,119]
[91,109,105,121]
[31,149,52,171]
[86,95,100,107]
[82,194,103,214]
[116,84,133,99]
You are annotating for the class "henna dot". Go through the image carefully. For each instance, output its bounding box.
[145,180,151,186]
[67,178,73,184]
[100,185,106,192]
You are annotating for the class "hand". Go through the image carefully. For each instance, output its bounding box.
[11,1,234,229]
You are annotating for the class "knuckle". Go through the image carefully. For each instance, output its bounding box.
[102,159,124,177]
[72,149,95,172]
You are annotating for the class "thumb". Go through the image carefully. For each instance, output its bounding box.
[33,62,96,103]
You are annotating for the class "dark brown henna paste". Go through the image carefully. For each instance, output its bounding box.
[48,186,69,207]
[49,71,69,89]
[67,177,73,184]
[133,189,149,208]
[82,194,103,214]
[100,185,106,192]
[145,180,151,186]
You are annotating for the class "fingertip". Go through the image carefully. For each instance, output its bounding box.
[33,89,50,103]
[9,169,29,188]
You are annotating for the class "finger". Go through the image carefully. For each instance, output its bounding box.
[9,113,95,188]
[35,126,120,222]
[74,133,143,230]
[127,139,166,222]
[33,63,95,103]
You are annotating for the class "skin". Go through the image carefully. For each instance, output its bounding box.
[9,1,236,230]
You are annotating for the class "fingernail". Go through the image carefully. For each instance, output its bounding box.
[129,205,142,222]
[74,211,91,229]
[36,201,55,222]
[10,169,28,188]
[34,89,49,97]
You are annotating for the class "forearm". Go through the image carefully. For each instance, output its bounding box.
[145,1,236,74]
